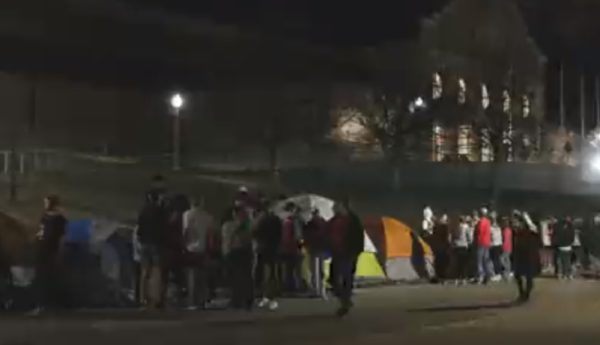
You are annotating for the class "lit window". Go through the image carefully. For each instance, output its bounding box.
[458,78,466,104]
[502,89,511,113]
[432,73,442,100]
[458,125,471,156]
[432,124,444,162]
[480,128,494,162]
[522,94,530,118]
[481,84,490,110]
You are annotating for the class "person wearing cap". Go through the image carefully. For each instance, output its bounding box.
[475,207,494,284]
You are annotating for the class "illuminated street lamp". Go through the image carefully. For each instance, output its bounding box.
[170,93,184,171]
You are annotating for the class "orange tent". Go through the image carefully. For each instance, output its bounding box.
[363,216,433,281]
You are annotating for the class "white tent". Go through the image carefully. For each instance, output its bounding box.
[272,194,335,222]
[273,194,377,255]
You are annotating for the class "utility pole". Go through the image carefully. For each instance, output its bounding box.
[595,75,600,127]
[580,74,586,142]
[560,63,566,128]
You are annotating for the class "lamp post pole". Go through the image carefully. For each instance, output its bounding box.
[170,93,184,171]
[173,107,181,171]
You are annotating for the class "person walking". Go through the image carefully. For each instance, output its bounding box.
[553,216,575,280]
[328,199,364,317]
[29,195,67,315]
[182,196,214,310]
[452,216,470,285]
[512,211,540,303]
[304,209,328,298]
[475,208,494,284]
[253,202,282,311]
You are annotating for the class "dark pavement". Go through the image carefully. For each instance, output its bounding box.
[2,279,600,344]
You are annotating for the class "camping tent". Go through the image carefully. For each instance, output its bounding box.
[272,194,335,222]
[363,216,433,281]
[274,194,385,283]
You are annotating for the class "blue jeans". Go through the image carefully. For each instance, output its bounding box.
[477,246,494,280]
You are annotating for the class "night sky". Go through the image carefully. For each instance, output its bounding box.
[123,0,600,68]
[122,0,600,126]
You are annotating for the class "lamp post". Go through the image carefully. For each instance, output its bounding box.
[170,93,184,171]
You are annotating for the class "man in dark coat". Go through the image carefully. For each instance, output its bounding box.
[512,211,540,303]
[553,216,575,279]
[254,202,282,310]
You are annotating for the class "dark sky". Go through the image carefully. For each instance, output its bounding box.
[120,0,600,126]
[123,0,600,69]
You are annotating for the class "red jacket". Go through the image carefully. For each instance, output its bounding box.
[502,227,513,253]
[281,217,299,254]
[328,214,350,256]
[476,217,492,248]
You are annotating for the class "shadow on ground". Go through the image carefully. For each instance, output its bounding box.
[407,301,516,313]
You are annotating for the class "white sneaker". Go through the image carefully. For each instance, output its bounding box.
[257,297,270,308]
[267,300,279,311]
[26,307,43,317]
[491,275,502,282]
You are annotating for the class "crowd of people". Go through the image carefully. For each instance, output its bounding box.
[26,173,600,315]
[422,205,597,302]
[132,175,364,317]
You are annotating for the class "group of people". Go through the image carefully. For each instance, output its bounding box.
[423,207,541,302]
[27,174,600,315]
[135,175,364,317]
[423,205,598,303]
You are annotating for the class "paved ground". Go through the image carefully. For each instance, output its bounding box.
[2,279,600,344]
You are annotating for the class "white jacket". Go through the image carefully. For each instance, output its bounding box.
[183,207,214,253]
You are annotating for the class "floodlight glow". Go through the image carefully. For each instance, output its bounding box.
[170,93,184,109]
[591,154,600,172]
[415,97,425,108]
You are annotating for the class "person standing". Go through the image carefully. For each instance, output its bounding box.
[452,216,470,285]
[137,175,169,308]
[553,216,575,280]
[280,203,303,294]
[475,208,493,284]
[572,218,586,273]
[421,206,435,240]
[490,212,503,282]
[329,199,364,317]
[432,214,451,284]
[304,209,328,298]
[182,196,214,310]
[500,217,513,280]
[512,211,540,303]
[160,194,189,308]
[254,202,282,311]
[227,207,254,310]
[30,195,67,315]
